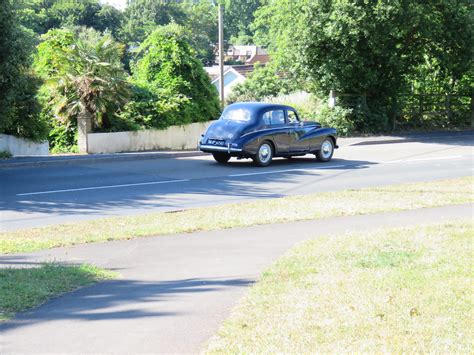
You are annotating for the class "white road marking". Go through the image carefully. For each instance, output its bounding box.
[15,154,473,196]
[228,165,346,177]
[16,179,190,196]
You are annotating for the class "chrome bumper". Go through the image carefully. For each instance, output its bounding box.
[198,143,243,153]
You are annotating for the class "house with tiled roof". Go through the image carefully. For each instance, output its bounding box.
[225,45,270,65]
[204,46,270,99]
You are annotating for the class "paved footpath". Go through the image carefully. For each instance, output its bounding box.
[1,204,473,354]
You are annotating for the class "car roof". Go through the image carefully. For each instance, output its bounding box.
[226,102,295,115]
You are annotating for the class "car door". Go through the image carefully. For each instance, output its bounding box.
[262,109,290,154]
[287,109,310,153]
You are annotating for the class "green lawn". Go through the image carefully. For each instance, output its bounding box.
[207,220,474,353]
[1,176,472,254]
[0,263,117,321]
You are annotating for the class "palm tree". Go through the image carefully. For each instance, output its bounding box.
[49,28,130,153]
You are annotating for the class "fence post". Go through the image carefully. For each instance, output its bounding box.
[328,90,336,108]
[77,113,91,154]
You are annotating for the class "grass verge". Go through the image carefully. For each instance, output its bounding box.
[207,220,474,353]
[0,263,117,321]
[2,176,473,254]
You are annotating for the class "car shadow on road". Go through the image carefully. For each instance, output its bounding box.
[205,156,370,169]
[0,276,254,332]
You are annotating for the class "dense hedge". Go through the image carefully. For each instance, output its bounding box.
[120,24,221,130]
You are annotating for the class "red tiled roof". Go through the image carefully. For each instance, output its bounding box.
[247,54,270,65]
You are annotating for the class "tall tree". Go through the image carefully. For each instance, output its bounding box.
[252,0,473,131]
[16,0,124,38]
[0,0,46,140]
[121,0,187,45]
[122,0,262,63]
[180,1,217,66]
[223,0,262,45]
[409,0,473,95]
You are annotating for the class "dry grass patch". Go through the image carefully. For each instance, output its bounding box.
[206,220,474,353]
[1,176,473,254]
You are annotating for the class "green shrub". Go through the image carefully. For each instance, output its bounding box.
[117,84,191,129]
[96,114,141,133]
[264,91,323,120]
[0,150,13,159]
[36,84,77,154]
[350,97,390,133]
[227,64,297,103]
[317,106,355,136]
[1,72,49,142]
[48,120,78,154]
[263,91,356,135]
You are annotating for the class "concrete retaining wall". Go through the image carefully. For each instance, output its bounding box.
[87,121,213,154]
[0,134,49,156]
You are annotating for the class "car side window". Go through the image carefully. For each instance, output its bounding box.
[262,111,271,125]
[287,110,299,124]
[262,110,285,126]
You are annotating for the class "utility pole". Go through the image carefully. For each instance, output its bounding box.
[218,3,225,103]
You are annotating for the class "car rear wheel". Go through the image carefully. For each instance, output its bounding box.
[212,152,231,163]
[316,138,334,162]
[254,141,273,166]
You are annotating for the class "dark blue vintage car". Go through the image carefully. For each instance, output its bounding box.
[198,102,338,166]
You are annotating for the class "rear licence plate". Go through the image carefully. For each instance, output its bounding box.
[208,139,225,146]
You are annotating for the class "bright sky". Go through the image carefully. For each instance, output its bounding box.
[100,0,127,10]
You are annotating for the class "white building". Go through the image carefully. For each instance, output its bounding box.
[205,65,256,99]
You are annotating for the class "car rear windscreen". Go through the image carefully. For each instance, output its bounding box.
[221,108,252,122]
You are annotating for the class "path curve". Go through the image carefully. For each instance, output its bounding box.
[0,204,473,354]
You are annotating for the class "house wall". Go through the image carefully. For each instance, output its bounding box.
[213,73,246,99]
[0,134,49,156]
[87,121,214,154]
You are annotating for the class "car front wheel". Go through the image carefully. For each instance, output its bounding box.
[212,152,231,163]
[316,138,334,162]
[254,141,273,166]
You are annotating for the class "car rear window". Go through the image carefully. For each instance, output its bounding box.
[221,107,252,122]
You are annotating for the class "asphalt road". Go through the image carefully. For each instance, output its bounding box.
[1,132,473,231]
[1,205,472,354]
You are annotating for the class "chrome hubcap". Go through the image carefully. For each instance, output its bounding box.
[259,144,272,163]
[321,140,333,159]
